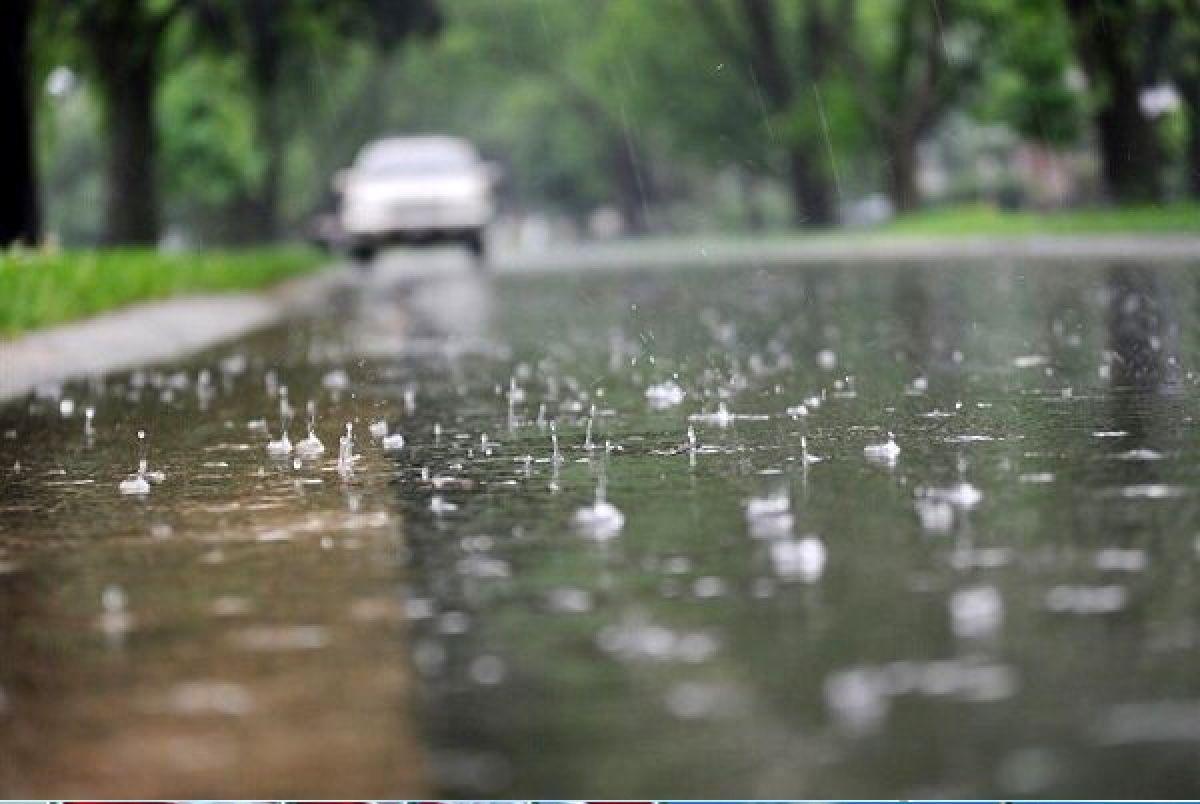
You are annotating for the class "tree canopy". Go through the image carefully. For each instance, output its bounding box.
[5,0,1199,246]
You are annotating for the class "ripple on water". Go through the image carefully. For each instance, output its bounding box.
[1107,484,1187,500]
[160,680,255,717]
[769,537,826,582]
[825,658,1019,734]
[229,624,329,652]
[1044,584,1127,613]
[1094,699,1200,745]
[596,617,720,663]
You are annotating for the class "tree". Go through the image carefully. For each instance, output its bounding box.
[1064,0,1164,202]
[59,0,191,245]
[194,0,441,240]
[0,0,41,246]
[975,0,1083,148]
[49,0,439,246]
[841,0,986,213]
[691,0,840,226]
[1165,0,1200,197]
[407,0,660,232]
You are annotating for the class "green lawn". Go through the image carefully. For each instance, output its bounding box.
[882,202,1200,236]
[0,247,325,336]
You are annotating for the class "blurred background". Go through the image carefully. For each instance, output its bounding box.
[3,0,1200,250]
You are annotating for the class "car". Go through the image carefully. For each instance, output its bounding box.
[334,135,498,264]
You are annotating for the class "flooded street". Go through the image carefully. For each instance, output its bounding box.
[4,252,1200,797]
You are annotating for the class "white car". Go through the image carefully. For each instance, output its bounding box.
[335,135,497,263]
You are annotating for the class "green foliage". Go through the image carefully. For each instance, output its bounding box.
[37,85,105,244]
[27,0,1200,243]
[160,54,264,208]
[974,0,1084,144]
[0,247,322,335]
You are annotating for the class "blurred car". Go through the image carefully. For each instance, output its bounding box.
[335,135,497,264]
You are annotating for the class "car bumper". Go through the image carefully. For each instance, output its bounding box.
[340,201,492,236]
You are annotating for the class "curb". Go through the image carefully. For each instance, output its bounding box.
[0,265,346,402]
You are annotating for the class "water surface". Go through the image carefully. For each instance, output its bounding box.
[2,256,1200,797]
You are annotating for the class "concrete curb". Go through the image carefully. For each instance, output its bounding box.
[497,234,1200,274]
[0,266,347,402]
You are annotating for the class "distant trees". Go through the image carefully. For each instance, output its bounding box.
[0,0,41,246]
[690,0,839,226]
[17,0,1200,246]
[841,0,984,213]
[33,0,439,246]
[1164,0,1200,196]
[1065,0,1164,202]
[422,1,660,232]
[196,0,440,240]
[62,0,193,245]
[619,0,981,221]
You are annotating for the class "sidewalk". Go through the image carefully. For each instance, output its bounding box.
[0,266,347,401]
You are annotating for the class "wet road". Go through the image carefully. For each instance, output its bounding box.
[3,249,1200,796]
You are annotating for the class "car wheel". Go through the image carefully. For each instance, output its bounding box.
[349,243,376,267]
[464,231,486,265]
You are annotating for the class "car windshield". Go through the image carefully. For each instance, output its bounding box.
[357,140,476,176]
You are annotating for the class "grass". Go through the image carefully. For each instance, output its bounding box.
[881,201,1200,236]
[0,247,325,336]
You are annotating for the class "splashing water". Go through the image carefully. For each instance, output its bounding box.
[295,399,325,459]
[118,429,153,495]
[584,404,596,451]
[572,479,625,540]
[864,432,901,464]
[745,487,793,537]
[645,379,686,409]
[799,435,824,465]
[550,421,563,465]
[689,402,735,427]
[770,536,827,582]
[337,422,356,474]
[266,386,294,458]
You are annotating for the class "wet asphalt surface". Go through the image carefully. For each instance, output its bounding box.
[3,248,1200,797]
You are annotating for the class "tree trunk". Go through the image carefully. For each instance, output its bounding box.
[1092,82,1162,203]
[247,0,283,241]
[788,149,834,226]
[1189,104,1200,200]
[95,36,161,245]
[609,130,650,235]
[738,170,765,231]
[1181,81,1200,199]
[253,109,282,240]
[1065,0,1162,203]
[886,132,920,214]
[737,0,834,227]
[0,0,40,246]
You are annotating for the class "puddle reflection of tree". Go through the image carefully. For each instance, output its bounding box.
[1097,262,1186,557]
[1105,262,1182,445]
